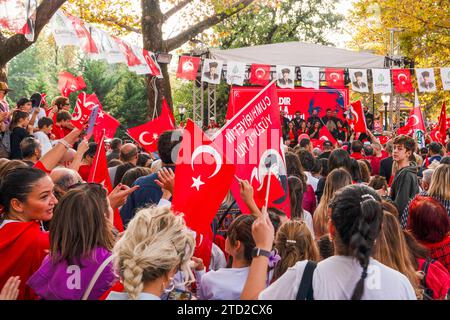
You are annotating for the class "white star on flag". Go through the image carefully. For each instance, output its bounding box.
[98,111,105,118]
[191,175,205,191]
[153,133,159,140]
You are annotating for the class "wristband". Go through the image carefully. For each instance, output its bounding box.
[252,247,271,259]
[58,139,72,149]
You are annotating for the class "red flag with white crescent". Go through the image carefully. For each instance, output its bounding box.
[142,49,162,77]
[176,56,201,81]
[318,125,337,145]
[392,69,414,94]
[346,101,367,133]
[127,104,175,153]
[249,64,271,86]
[57,71,87,98]
[71,93,93,129]
[325,68,345,87]
[430,101,447,145]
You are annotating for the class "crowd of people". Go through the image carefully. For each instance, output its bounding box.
[0,82,449,300]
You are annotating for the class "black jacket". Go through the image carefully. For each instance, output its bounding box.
[379,156,393,182]
[390,164,419,216]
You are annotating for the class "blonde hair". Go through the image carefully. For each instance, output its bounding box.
[427,164,450,200]
[373,211,420,297]
[313,168,352,238]
[113,206,195,300]
[273,220,319,281]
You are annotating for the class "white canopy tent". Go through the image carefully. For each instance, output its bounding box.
[210,41,387,69]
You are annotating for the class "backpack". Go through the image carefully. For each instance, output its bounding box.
[418,258,450,300]
[296,261,317,300]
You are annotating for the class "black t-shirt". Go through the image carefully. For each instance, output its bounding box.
[9,126,30,159]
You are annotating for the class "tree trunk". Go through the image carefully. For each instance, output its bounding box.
[141,0,173,119]
[0,64,7,82]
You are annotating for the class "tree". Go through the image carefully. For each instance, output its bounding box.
[214,0,344,48]
[348,0,450,118]
[67,0,257,117]
[0,0,67,81]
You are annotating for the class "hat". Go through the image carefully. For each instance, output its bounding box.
[421,71,430,77]
[0,82,13,92]
[281,68,290,74]
[354,71,363,78]
[209,61,218,68]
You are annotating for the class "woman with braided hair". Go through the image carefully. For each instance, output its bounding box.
[241,184,416,300]
[106,206,195,300]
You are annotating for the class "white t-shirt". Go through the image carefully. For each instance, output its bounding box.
[198,267,249,300]
[302,210,315,240]
[106,291,160,300]
[210,243,227,271]
[33,131,52,156]
[305,171,318,192]
[259,256,416,300]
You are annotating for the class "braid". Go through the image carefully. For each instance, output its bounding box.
[122,259,144,300]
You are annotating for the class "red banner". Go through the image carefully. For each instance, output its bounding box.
[176,56,201,80]
[325,68,345,87]
[227,86,349,121]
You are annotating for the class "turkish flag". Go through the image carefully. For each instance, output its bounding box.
[66,14,98,54]
[249,64,271,86]
[430,101,447,145]
[325,68,345,87]
[71,93,93,129]
[162,98,176,128]
[253,173,285,209]
[172,119,235,237]
[318,125,337,145]
[176,56,201,80]
[142,49,162,77]
[92,111,120,143]
[392,69,414,94]
[112,36,141,67]
[127,102,175,153]
[346,101,367,133]
[57,71,86,97]
[211,81,290,216]
[378,135,389,145]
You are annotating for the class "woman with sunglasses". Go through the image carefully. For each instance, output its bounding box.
[28,183,117,300]
[0,167,57,300]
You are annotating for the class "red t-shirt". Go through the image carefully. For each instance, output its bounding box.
[366,155,382,175]
[51,124,65,140]
[78,164,92,181]
[33,161,51,174]
[62,127,72,137]
[350,152,364,160]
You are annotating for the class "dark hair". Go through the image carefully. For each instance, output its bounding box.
[363,145,374,156]
[16,97,31,108]
[381,200,399,217]
[311,157,322,175]
[297,149,316,172]
[108,159,123,168]
[53,96,69,109]
[330,184,383,300]
[110,138,122,151]
[288,175,305,220]
[349,158,362,182]
[56,110,72,122]
[83,142,97,159]
[407,196,449,243]
[357,160,370,183]
[299,138,311,149]
[121,167,152,187]
[120,145,138,163]
[368,175,388,191]
[157,130,182,164]
[267,207,286,234]
[9,110,29,130]
[351,140,363,153]
[319,158,329,177]
[446,141,450,153]
[114,163,135,188]
[30,93,42,108]
[393,135,416,153]
[20,137,40,159]
[440,156,450,165]
[227,214,256,262]
[284,152,306,188]
[402,230,430,269]
[427,142,442,155]
[420,147,429,155]
[38,116,53,129]
[328,149,351,173]
[0,167,47,215]
[317,234,334,260]
[137,153,152,167]
[50,184,115,264]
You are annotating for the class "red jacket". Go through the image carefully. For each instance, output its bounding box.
[0,221,49,300]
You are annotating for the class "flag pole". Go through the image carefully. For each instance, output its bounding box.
[264,169,272,209]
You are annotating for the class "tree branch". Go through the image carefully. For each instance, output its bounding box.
[104,18,141,34]
[165,0,256,51]
[0,0,66,64]
[163,0,194,21]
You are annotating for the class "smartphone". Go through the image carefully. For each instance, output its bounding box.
[166,288,192,300]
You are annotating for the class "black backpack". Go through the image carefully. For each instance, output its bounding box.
[296,261,317,300]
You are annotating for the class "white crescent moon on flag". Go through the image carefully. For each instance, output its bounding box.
[255,149,284,191]
[319,135,329,141]
[139,131,155,145]
[351,107,359,124]
[398,74,407,82]
[410,115,420,127]
[191,145,222,178]
[72,104,82,121]
[182,61,194,72]
[255,68,266,78]
[330,72,340,80]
